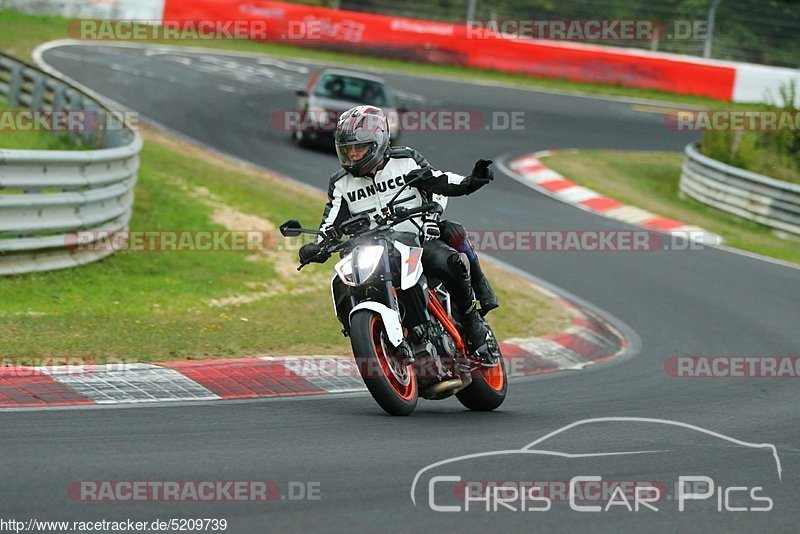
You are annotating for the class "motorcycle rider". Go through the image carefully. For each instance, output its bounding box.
[299,105,498,356]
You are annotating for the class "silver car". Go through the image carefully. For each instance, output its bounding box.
[292,68,403,148]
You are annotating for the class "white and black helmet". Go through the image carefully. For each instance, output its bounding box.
[335,105,390,177]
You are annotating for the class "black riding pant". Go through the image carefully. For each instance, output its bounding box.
[421,238,474,313]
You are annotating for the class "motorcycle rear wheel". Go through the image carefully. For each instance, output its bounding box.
[456,328,507,411]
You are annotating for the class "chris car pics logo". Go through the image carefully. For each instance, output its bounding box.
[410,417,781,513]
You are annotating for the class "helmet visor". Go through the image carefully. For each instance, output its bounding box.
[336,141,373,167]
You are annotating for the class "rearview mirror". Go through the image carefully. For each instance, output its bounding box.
[403,167,433,185]
[279,220,303,237]
[295,89,308,97]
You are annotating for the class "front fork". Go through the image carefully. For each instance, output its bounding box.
[344,239,412,358]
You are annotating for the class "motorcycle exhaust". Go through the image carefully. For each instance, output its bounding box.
[422,377,469,400]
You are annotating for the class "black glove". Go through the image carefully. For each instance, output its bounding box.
[471,159,494,184]
[465,159,494,194]
[299,242,329,264]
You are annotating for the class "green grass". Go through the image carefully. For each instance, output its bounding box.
[0,132,347,361]
[0,8,738,109]
[543,150,800,264]
[0,10,67,60]
[0,98,77,150]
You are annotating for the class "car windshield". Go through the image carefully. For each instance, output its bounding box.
[313,74,393,107]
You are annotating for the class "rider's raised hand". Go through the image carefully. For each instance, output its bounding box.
[470,159,494,185]
[462,159,494,194]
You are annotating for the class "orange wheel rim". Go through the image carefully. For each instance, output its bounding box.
[480,362,505,391]
[371,317,416,400]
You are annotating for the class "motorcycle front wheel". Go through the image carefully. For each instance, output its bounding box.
[350,310,418,416]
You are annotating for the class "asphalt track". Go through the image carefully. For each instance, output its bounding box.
[1,42,798,532]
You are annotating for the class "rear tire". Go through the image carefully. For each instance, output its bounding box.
[456,328,507,411]
[350,311,418,416]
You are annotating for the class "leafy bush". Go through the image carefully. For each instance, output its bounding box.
[700,82,800,183]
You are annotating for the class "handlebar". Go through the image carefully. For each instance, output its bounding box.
[394,202,441,219]
[296,201,441,270]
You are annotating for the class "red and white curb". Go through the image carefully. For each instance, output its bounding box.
[507,150,722,245]
[0,296,624,408]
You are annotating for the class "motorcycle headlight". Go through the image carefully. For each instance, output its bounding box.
[355,245,385,284]
[335,245,385,286]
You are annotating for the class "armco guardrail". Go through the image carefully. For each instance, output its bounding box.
[680,142,800,237]
[0,52,142,275]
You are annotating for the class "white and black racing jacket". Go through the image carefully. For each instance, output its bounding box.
[317,147,481,240]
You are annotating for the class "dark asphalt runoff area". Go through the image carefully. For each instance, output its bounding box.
[1,42,797,532]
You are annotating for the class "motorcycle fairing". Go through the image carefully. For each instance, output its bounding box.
[394,240,424,290]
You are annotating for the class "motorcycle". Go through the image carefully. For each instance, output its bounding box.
[279,175,507,416]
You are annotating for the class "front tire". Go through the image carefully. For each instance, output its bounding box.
[350,311,418,416]
[456,328,507,411]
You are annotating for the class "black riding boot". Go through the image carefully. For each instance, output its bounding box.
[459,302,490,355]
[443,263,490,358]
[468,254,499,316]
